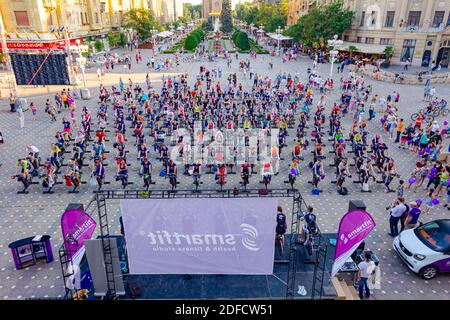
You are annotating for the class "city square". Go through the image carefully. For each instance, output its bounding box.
[0,0,449,304]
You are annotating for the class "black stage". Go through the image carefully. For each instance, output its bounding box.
[113,234,339,300]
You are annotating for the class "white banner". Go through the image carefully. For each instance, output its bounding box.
[121,198,277,275]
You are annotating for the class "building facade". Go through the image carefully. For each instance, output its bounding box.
[286,0,450,68]
[342,0,450,67]
[0,0,180,41]
[287,0,334,25]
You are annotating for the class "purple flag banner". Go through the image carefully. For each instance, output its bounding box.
[331,209,376,277]
[61,208,97,260]
[121,198,277,275]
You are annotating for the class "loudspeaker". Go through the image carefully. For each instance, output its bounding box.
[349,200,366,212]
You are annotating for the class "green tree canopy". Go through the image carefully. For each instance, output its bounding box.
[123,8,161,41]
[235,0,287,32]
[286,0,354,47]
[220,0,234,34]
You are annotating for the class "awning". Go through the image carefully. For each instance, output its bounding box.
[266,33,293,41]
[340,41,387,55]
[256,29,265,34]
[156,31,174,38]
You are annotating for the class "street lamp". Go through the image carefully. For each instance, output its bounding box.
[327,34,343,79]
[151,27,157,55]
[276,26,282,56]
[170,24,175,45]
[258,25,264,44]
[75,39,90,99]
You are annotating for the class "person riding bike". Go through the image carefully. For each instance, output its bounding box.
[116,158,129,189]
[192,161,202,190]
[140,156,153,190]
[216,163,227,188]
[92,158,105,190]
[261,161,274,189]
[66,160,80,190]
[166,159,177,190]
[241,160,251,188]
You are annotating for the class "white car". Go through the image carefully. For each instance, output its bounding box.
[393,219,450,279]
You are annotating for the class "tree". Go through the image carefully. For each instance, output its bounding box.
[107,32,118,48]
[286,0,353,47]
[184,34,198,50]
[347,45,358,58]
[384,46,394,62]
[94,39,104,52]
[235,1,287,32]
[123,8,161,41]
[118,33,127,47]
[220,0,233,34]
[234,31,250,50]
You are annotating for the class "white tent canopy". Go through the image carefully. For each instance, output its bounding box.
[340,41,387,55]
[266,33,293,41]
[156,31,174,38]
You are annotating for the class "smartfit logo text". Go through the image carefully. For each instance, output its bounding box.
[240,224,259,251]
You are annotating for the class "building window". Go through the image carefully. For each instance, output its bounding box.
[380,38,393,45]
[360,11,365,26]
[365,37,374,44]
[14,11,30,26]
[357,37,363,43]
[432,11,445,28]
[95,12,99,24]
[385,11,395,27]
[344,35,349,41]
[407,11,421,28]
[84,12,88,25]
[401,39,416,62]
[370,11,376,25]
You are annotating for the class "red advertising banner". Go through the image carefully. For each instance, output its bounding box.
[1,38,83,52]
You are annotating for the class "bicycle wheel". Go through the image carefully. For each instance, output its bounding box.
[410,113,419,121]
[440,109,449,117]
[425,114,434,123]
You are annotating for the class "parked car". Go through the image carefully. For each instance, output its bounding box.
[393,219,450,279]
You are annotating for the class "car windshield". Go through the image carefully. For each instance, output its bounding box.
[414,220,450,252]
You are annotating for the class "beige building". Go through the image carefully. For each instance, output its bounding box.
[0,0,181,41]
[342,0,450,68]
[287,0,450,68]
[148,0,184,23]
[287,0,334,25]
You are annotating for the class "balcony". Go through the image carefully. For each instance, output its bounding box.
[428,23,446,33]
[402,25,421,32]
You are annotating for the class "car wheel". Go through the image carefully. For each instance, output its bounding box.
[419,265,439,280]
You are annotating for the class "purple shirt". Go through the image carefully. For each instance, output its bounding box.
[408,208,421,225]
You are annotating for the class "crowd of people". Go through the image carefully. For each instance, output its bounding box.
[8,41,450,244]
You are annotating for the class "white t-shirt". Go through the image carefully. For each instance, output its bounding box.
[358,260,376,278]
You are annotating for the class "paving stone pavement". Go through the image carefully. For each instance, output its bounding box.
[0,49,449,300]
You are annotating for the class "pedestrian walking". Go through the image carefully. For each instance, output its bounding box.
[29,102,37,121]
[17,104,25,129]
[357,251,376,300]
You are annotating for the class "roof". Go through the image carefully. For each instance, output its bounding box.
[156,31,174,38]
[340,41,387,55]
[266,33,293,41]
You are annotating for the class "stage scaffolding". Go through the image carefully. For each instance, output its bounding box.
[59,188,327,300]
